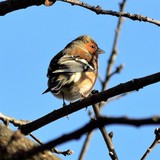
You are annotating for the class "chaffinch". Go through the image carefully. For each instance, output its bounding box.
[43,35,104,105]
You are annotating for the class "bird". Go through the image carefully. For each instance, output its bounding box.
[43,35,104,106]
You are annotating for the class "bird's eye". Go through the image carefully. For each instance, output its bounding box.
[91,45,95,49]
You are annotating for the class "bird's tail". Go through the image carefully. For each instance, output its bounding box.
[42,88,50,94]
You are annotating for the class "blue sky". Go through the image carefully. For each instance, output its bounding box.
[0,0,160,159]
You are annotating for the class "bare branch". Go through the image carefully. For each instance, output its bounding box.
[78,110,94,160]
[11,116,160,160]
[78,131,93,160]
[0,0,57,15]
[0,0,160,27]
[20,72,160,135]
[0,123,60,160]
[52,148,74,156]
[92,104,118,160]
[58,0,160,26]
[141,128,160,160]
[0,112,30,127]
[0,112,73,157]
[30,133,74,156]
[102,0,126,91]
[0,0,43,15]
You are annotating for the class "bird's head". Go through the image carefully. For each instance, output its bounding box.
[75,35,104,55]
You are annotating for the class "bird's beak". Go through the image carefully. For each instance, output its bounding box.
[97,48,105,54]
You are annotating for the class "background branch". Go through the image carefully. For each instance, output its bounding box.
[0,112,29,127]
[102,0,126,91]
[10,116,160,159]
[0,112,73,157]
[0,123,60,160]
[92,104,118,160]
[0,0,160,27]
[59,0,160,26]
[78,131,93,160]
[141,128,160,160]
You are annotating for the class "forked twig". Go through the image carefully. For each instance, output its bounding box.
[141,128,160,160]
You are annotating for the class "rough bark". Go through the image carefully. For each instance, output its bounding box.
[0,123,60,160]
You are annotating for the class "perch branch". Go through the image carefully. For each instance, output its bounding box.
[19,72,160,135]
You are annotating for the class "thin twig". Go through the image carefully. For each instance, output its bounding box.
[52,148,74,156]
[78,111,94,160]
[78,131,93,160]
[29,133,44,145]
[92,104,118,160]
[0,112,30,127]
[102,1,126,91]
[141,128,160,160]
[58,0,160,26]
[30,133,74,156]
[109,64,124,79]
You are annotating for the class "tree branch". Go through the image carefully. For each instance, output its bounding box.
[19,72,160,135]
[0,0,160,27]
[58,0,160,26]
[0,112,73,157]
[141,128,160,160]
[78,130,93,160]
[0,123,60,160]
[92,104,118,160]
[0,112,29,127]
[102,0,125,90]
[11,116,160,160]
[0,0,43,15]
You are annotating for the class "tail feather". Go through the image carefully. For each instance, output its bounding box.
[42,88,50,94]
